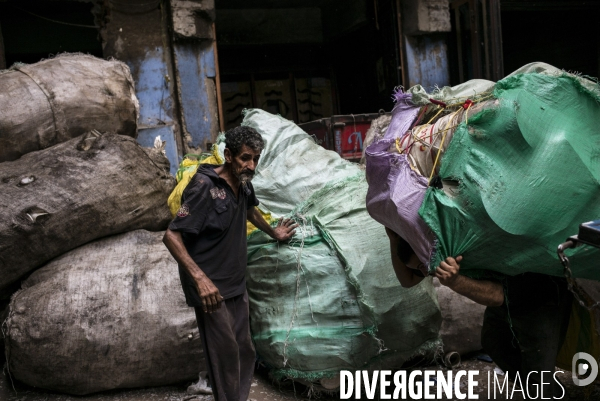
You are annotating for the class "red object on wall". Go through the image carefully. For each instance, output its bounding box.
[299,113,386,161]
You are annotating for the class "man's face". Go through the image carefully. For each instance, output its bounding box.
[228,145,261,183]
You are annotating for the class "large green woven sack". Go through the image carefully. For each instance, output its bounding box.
[242,110,442,384]
[419,70,600,279]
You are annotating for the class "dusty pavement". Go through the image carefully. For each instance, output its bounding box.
[1,354,599,401]
[0,362,311,401]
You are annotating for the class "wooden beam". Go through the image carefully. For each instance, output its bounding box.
[395,0,408,87]
[212,23,225,133]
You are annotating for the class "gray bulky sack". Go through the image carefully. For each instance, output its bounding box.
[3,230,203,395]
[0,132,175,298]
[0,53,139,162]
[434,278,486,355]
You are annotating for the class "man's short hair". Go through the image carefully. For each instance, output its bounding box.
[224,126,265,157]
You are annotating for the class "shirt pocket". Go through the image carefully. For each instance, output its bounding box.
[215,202,227,214]
[212,201,231,232]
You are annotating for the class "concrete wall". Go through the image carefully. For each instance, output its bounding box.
[402,0,451,35]
[171,0,215,40]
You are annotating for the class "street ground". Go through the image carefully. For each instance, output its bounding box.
[1,353,599,401]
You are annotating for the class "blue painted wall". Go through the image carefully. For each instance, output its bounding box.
[124,42,220,175]
[133,48,175,127]
[174,42,218,150]
[102,6,220,177]
[124,48,182,175]
[404,35,450,92]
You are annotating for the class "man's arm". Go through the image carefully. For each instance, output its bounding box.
[247,207,297,241]
[386,227,425,288]
[162,229,223,313]
[436,257,504,307]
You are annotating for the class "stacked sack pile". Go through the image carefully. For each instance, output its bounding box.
[0,54,202,395]
[364,62,600,369]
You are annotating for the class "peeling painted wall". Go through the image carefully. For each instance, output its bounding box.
[172,41,219,151]
[400,0,450,91]
[404,34,449,91]
[100,1,181,175]
[169,0,219,153]
[99,0,220,174]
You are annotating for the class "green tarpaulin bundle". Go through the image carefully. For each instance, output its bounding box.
[241,109,442,385]
[366,62,600,280]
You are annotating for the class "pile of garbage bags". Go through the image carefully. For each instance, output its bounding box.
[1,55,201,395]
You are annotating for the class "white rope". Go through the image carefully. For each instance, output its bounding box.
[281,213,317,367]
[282,215,306,367]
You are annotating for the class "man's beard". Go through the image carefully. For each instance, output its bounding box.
[238,171,254,196]
[238,170,255,184]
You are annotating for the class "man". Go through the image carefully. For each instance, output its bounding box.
[163,126,297,401]
[386,228,572,398]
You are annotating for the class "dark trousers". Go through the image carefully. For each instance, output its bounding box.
[481,287,572,399]
[194,291,256,401]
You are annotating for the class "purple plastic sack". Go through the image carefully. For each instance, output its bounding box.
[365,90,436,268]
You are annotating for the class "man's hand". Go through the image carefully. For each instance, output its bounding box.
[272,217,298,242]
[435,256,463,288]
[195,276,223,314]
[163,229,223,313]
[434,255,504,307]
[247,208,298,242]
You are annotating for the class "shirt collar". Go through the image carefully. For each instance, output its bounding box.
[196,164,222,183]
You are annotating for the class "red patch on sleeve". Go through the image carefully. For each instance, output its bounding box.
[177,204,190,217]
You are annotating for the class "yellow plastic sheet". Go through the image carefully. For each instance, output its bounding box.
[167,147,224,217]
[246,210,277,236]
